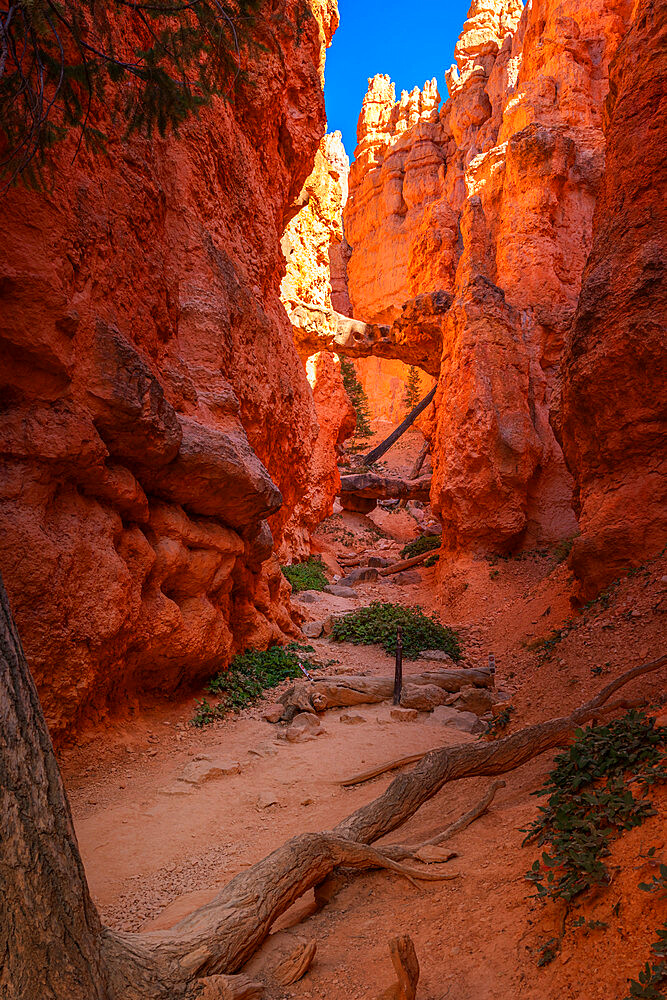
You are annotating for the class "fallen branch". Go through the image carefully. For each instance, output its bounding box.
[379,550,436,576]
[381,779,506,861]
[6,539,663,1000]
[280,668,493,719]
[363,387,437,465]
[341,752,428,788]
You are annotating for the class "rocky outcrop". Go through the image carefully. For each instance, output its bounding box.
[0,1,339,741]
[279,131,356,554]
[288,290,449,376]
[339,473,432,514]
[561,0,667,600]
[344,0,637,556]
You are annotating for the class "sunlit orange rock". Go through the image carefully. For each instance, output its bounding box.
[0,2,339,741]
[279,130,356,553]
[345,0,640,555]
[561,0,667,600]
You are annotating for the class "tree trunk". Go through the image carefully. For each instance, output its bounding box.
[363,386,436,465]
[0,577,109,1000]
[2,566,663,1000]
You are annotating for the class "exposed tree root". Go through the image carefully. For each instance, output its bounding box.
[381,779,506,862]
[100,655,665,999]
[4,554,663,1000]
[340,752,428,788]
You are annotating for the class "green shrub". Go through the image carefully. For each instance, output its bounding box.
[400,534,440,560]
[524,711,667,902]
[423,554,439,568]
[191,642,318,726]
[331,601,461,660]
[625,863,667,999]
[281,557,328,592]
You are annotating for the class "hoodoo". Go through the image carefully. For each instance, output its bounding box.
[1,1,665,998]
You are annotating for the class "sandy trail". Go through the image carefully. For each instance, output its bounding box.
[61,473,667,999]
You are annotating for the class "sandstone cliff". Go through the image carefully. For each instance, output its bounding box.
[0,1,338,741]
[280,131,356,554]
[561,0,667,600]
[344,0,644,565]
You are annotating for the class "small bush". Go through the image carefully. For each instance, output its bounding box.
[281,557,328,592]
[331,601,461,660]
[423,554,439,568]
[191,642,318,726]
[523,711,667,902]
[400,534,440,560]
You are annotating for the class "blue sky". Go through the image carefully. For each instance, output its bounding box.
[324,0,471,160]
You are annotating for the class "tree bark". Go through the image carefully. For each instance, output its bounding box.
[0,577,109,1000]
[363,387,436,465]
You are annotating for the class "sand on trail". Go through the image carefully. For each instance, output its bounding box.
[60,435,667,999]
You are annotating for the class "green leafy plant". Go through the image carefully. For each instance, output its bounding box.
[523,712,667,903]
[400,534,440,560]
[281,557,328,593]
[423,554,439,568]
[331,601,461,660]
[482,705,515,739]
[624,863,667,998]
[191,642,319,726]
[339,356,373,450]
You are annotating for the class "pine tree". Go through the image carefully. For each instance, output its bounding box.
[404,365,421,413]
[0,0,268,188]
[339,355,373,452]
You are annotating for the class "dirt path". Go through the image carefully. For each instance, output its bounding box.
[61,500,667,999]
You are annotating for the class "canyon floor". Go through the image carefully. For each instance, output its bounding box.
[60,433,666,1000]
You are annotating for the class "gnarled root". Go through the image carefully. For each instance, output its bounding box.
[101,656,666,998]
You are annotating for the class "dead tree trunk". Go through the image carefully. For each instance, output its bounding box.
[0,577,108,999]
[1,568,664,1000]
[363,386,436,465]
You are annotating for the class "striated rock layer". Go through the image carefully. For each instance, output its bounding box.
[344,0,654,572]
[561,0,667,600]
[0,1,339,741]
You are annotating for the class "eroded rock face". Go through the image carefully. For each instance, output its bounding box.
[345,0,636,556]
[280,132,356,555]
[561,0,667,600]
[0,1,339,741]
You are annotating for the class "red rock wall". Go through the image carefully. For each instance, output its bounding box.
[561,0,667,600]
[279,132,356,553]
[0,1,338,741]
[345,0,635,557]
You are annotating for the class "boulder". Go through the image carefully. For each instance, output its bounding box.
[419,649,456,665]
[301,620,324,639]
[390,707,419,722]
[340,566,380,585]
[297,590,323,604]
[324,585,359,599]
[447,685,497,715]
[178,757,242,785]
[339,712,366,725]
[285,712,324,743]
[427,706,485,734]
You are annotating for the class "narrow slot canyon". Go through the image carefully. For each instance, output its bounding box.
[0,1,666,998]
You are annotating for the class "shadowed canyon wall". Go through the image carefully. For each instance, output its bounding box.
[0,1,339,741]
[344,0,666,590]
[561,0,667,600]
